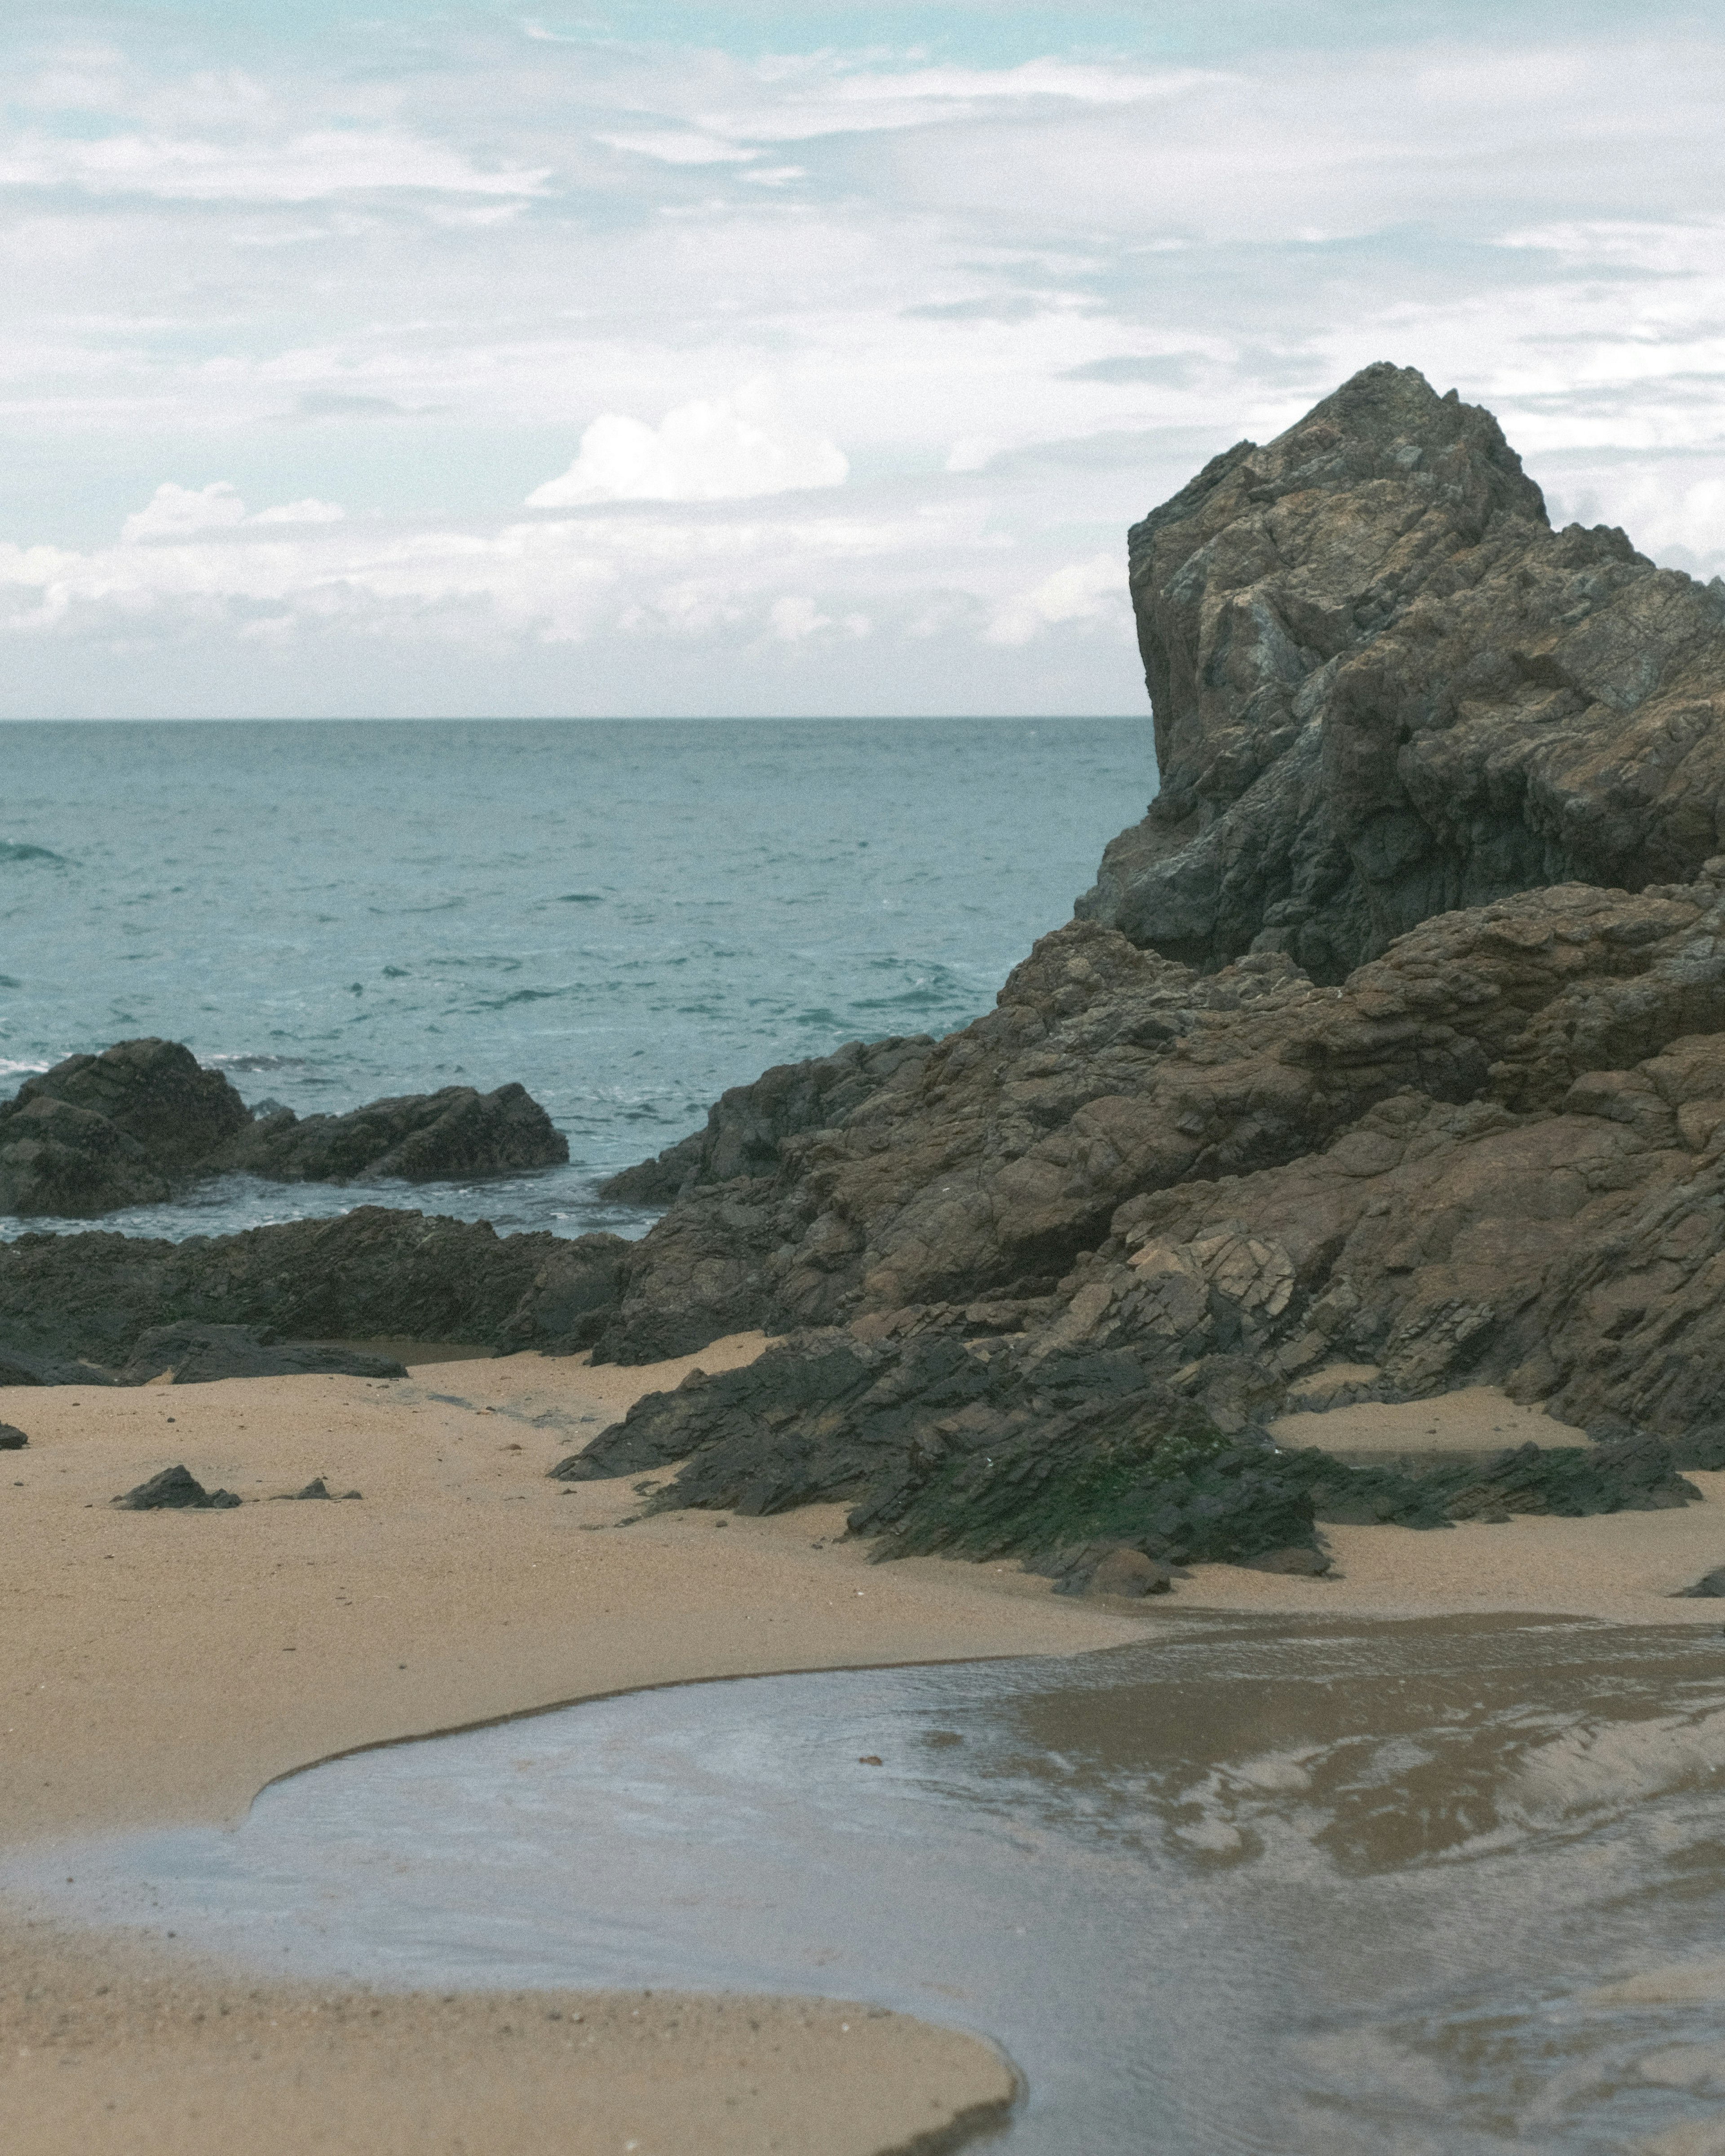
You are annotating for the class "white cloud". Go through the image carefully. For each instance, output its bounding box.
[121,483,344,543]
[526,383,848,506]
[769,594,830,640]
[596,131,757,166]
[121,481,245,542]
[0,127,549,203]
[986,554,1126,646]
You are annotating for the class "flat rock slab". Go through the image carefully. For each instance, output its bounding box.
[120,1324,409,1386]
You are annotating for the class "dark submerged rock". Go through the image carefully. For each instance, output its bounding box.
[217,1081,567,1186]
[113,1464,241,1510]
[0,1040,566,1219]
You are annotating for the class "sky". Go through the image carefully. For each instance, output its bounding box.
[1,2,1722,717]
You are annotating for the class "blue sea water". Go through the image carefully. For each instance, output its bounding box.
[0,718,1149,1243]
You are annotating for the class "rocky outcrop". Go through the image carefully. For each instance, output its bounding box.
[0,1039,249,1216]
[557,370,1725,1569]
[0,1039,568,1217]
[220,1082,567,1187]
[0,1206,628,1371]
[600,1035,932,1205]
[1076,362,1725,981]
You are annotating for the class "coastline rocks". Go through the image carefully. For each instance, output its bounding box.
[0,1039,247,1215]
[113,1464,241,1510]
[0,1039,567,1217]
[0,1206,629,1371]
[220,1081,567,1186]
[600,1036,933,1206]
[548,372,1725,1565]
[117,1324,408,1386]
[591,870,1725,1378]
[1076,361,1725,981]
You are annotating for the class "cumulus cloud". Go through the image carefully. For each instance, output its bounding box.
[526,383,848,507]
[986,555,1127,646]
[121,483,343,543]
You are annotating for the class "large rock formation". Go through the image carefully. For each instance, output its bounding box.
[18,366,1725,1574]
[546,365,1725,1562]
[0,1038,568,1217]
[1077,362,1725,981]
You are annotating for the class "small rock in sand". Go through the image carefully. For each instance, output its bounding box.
[113,1464,241,1511]
[1675,1567,1725,1599]
[1088,1547,1173,1599]
[0,1423,27,1451]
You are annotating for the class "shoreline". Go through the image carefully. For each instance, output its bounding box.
[2,1337,1125,2156]
[9,1346,1725,2152]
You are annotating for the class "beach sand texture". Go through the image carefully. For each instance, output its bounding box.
[1,1340,1122,2155]
[8,1345,1725,2152]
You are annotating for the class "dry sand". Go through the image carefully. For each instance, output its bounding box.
[0,1336,1125,2155]
[9,1345,1725,2152]
[1181,1383,1725,1623]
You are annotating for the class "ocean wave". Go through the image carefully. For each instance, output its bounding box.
[0,841,66,866]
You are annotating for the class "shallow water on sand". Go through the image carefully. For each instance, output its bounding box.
[16,1614,1725,2152]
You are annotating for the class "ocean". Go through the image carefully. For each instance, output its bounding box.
[0,717,1150,1242]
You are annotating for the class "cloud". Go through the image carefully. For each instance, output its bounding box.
[526,383,848,507]
[121,482,343,543]
[986,554,1127,646]
[596,131,757,166]
[768,595,830,641]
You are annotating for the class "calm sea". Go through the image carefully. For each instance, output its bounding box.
[0,719,1149,1241]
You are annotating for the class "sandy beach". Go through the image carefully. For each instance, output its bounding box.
[8,1345,1725,2153]
[2,1337,1132,2156]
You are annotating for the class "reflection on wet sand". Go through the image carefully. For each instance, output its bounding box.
[12,1614,1725,2153]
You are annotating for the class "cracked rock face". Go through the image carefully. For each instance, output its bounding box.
[1077,361,1725,981]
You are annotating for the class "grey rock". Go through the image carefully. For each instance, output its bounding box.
[1675,1566,1725,1598]
[118,1324,408,1386]
[217,1080,567,1186]
[113,1464,241,1510]
[1077,361,1725,982]
[0,1207,630,1370]
[0,1039,566,1218]
[601,1035,933,1205]
[0,1424,27,1450]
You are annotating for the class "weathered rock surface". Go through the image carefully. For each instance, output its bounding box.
[0,1206,628,1372]
[117,1324,408,1386]
[220,1081,567,1187]
[599,1035,932,1206]
[0,1424,27,1451]
[1077,361,1725,981]
[0,1039,566,1217]
[0,1039,248,1216]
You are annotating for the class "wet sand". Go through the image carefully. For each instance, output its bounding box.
[9,1350,1725,2151]
[0,1337,1118,2154]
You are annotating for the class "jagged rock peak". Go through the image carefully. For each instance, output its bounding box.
[1079,360,1725,983]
